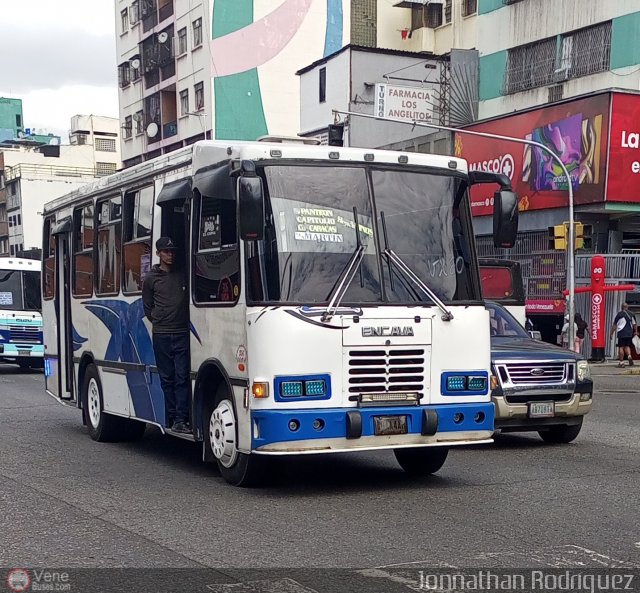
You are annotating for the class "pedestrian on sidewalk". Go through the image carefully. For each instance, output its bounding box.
[610,302,637,368]
[561,314,577,350]
[575,313,587,354]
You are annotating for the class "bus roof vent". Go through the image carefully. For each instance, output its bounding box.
[257,135,320,145]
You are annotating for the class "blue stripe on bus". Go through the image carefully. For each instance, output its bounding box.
[251,403,494,448]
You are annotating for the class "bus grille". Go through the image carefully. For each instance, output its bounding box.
[9,326,42,344]
[348,348,425,395]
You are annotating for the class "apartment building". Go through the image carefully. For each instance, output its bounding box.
[0,115,121,256]
[478,0,640,118]
[0,98,23,143]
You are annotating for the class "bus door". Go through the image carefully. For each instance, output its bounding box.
[48,218,75,401]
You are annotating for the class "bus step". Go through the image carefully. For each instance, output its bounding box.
[164,428,197,442]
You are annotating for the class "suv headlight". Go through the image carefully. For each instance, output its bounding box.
[577,360,591,381]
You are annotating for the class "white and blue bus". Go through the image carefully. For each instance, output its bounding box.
[41,140,517,486]
[0,257,43,369]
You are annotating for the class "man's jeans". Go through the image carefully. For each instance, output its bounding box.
[152,332,190,425]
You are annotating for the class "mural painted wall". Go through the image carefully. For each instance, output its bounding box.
[210,0,348,140]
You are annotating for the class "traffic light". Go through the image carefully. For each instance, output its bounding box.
[575,222,584,249]
[574,222,593,250]
[548,224,567,250]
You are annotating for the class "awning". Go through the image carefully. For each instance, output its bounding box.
[192,164,234,198]
[51,217,72,235]
[157,177,192,205]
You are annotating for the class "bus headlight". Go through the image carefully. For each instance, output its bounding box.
[577,361,591,382]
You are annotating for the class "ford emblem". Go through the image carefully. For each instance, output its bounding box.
[530,368,545,376]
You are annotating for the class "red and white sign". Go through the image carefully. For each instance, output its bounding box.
[526,299,566,314]
[606,93,640,202]
[456,94,611,216]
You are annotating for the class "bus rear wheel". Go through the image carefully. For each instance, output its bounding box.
[394,446,449,476]
[82,364,124,442]
[205,387,264,487]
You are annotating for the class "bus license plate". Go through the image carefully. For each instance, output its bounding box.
[529,402,554,418]
[374,415,408,436]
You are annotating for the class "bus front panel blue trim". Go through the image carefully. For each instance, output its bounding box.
[251,403,494,448]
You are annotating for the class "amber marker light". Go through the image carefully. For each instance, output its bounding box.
[252,382,269,399]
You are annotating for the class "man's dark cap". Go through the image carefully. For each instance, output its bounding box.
[156,237,177,251]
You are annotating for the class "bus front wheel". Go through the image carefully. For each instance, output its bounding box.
[82,364,123,442]
[394,446,449,476]
[205,387,264,487]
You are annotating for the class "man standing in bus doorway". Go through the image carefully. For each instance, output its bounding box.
[610,302,637,368]
[142,237,191,433]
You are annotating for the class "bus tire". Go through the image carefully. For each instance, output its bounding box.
[82,364,121,442]
[394,446,449,476]
[205,386,264,487]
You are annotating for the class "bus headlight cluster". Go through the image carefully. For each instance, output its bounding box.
[441,372,489,395]
[275,375,331,400]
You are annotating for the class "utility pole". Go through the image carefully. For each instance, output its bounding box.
[331,109,577,346]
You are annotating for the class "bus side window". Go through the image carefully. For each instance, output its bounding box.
[95,196,122,296]
[42,217,55,300]
[72,204,94,298]
[122,186,153,294]
[192,188,240,304]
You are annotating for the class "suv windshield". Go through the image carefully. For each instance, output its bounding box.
[487,302,529,338]
[246,164,479,305]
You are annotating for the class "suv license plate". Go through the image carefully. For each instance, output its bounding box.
[529,402,554,418]
[374,415,408,436]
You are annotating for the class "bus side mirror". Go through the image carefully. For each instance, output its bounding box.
[238,176,265,241]
[493,190,518,248]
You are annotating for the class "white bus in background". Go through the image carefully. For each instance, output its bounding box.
[41,140,518,486]
[0,257,43,369]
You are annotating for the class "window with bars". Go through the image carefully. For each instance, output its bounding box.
[462,0,477,17]
[95,138,117,152]
[444,0,452,23]
[558,21,612,81]
[135,111,144,135]
[192,18,202,48]
[130,0,140,24]
[118,63,131,88]
[504,37,556,94]
[96,162,117,177]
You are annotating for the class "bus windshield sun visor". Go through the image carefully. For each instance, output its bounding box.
[157,177,193,205]
[51,217,72,235]
[192,164,234,199]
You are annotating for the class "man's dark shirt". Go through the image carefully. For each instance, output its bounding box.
[142,264,189,334]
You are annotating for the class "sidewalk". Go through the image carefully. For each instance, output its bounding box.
[588,360,640,375]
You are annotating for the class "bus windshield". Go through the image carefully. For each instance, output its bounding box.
[247,164,479,305]
[0,269,41,311]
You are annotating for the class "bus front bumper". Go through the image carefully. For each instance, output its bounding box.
[251,403,494,454]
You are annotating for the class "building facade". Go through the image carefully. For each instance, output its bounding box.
[0,115,121,256]
[477,0,640,119]
[0,98,23,143]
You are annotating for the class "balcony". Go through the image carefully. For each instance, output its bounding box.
[158,0,174,23]
[0,221,8,237]
[0,188,6,205]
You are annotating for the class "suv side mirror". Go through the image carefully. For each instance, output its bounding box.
[238,175,265,241]
[493,189,519,248]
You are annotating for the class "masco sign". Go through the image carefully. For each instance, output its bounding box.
[468,154,515,181]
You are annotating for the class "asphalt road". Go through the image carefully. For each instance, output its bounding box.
[1,363,639,590]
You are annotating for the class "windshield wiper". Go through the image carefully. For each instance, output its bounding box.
[380,211,454,321]
[321,207,366,322]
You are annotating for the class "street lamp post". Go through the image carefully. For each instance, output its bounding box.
[331,110,577,346]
